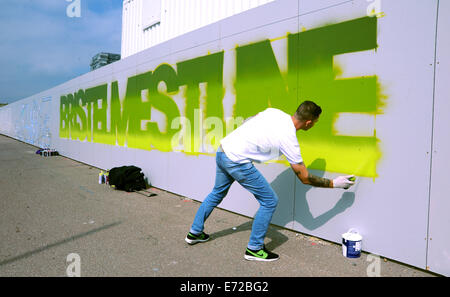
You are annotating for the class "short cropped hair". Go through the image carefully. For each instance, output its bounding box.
[294,101,322,121]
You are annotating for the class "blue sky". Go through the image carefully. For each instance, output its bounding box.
[0,0,123,104]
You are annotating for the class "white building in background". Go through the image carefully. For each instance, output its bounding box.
[121,0,274,58]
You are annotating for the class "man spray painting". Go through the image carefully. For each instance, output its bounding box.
[186,101,355,261]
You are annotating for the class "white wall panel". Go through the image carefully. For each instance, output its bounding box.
[219,0,298,39]
[427,0,450,276]
[287,0,438,271]
[299,0,354,15]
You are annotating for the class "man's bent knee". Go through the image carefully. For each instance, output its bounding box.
[259,192,278,210]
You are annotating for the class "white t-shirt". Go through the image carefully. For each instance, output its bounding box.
[220,108,303,164]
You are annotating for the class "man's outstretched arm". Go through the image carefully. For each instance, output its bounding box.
[290,163,355,189]
[290,162,333,188]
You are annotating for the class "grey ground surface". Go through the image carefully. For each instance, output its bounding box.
[0,134,438,277]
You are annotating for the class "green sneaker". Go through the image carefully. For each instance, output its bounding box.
[244,246,279,262]
[185,232,210,245]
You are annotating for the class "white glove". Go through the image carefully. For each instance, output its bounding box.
[333,175,355,189]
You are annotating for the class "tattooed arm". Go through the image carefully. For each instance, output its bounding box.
[290,162,333,188]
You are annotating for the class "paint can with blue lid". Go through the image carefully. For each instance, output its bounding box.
[342,228,362,258]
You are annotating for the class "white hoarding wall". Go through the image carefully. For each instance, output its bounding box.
[0,0,448,275]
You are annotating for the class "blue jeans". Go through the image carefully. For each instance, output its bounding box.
[190,149,279,250]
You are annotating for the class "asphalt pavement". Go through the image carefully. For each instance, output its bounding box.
[0,134,437,277]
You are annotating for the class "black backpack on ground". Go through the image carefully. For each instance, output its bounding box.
[108,165,147,192]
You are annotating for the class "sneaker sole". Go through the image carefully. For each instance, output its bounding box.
[185,237,209,245]
[244,254,279,262]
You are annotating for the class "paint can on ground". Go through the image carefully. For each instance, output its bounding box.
[342,228,362,258]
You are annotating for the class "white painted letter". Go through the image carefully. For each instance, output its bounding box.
[66,253,81,277]
[366,254,381,277]
[66,0,81,18]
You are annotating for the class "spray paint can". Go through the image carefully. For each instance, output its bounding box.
[99,171,104,184]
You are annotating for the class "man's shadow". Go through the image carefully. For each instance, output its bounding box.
[272,158,355,230]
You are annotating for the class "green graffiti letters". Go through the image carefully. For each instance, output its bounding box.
[235,39,296,118]
[177,51,225,153]
[60,16,382,177]
[289,16,380,177]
